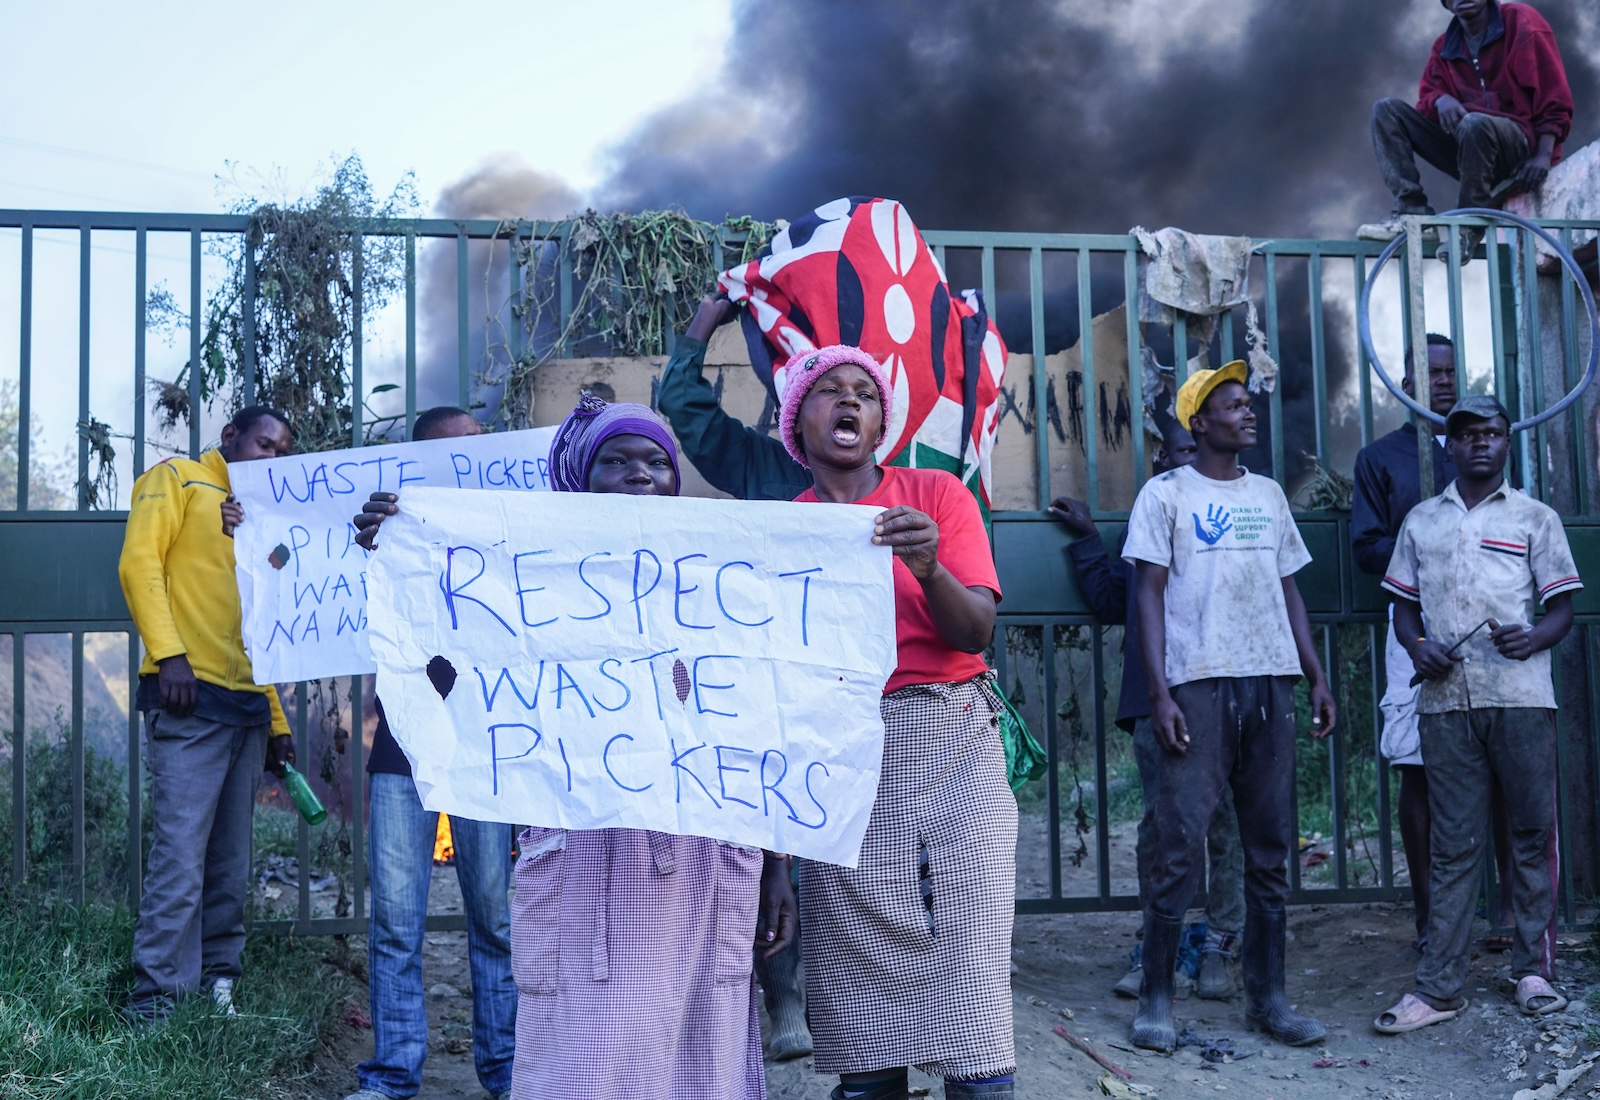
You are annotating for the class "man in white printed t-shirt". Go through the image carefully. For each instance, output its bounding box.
[1121,359,1338,1054]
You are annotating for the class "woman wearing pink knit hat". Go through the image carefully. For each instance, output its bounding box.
[783,346,1018,1100]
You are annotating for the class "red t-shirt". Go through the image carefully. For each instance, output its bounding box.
[797,466,1001,694]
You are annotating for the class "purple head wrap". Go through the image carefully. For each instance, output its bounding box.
[547,393,682,494]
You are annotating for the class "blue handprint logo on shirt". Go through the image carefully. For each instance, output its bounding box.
[1192,504,1234,545]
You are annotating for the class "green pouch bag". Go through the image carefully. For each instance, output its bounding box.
[986,679,1047,793]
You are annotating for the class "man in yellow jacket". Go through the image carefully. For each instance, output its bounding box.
[119,405,295,1023]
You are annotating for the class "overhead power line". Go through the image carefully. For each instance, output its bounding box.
[0,134,217,184]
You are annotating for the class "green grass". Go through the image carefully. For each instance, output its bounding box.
[0,889,353,1100]
[253,801,340,862]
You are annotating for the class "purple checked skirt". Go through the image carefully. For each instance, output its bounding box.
[509,826,765,1100]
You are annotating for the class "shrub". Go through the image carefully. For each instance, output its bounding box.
[0,715,140,901]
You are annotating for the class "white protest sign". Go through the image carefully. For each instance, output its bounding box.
[366,487,897,867]
[231,427,557,683]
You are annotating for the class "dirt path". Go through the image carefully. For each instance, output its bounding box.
[763,902,1600,1100]
[314,823,1600,1100]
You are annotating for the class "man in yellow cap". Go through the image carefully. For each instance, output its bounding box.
[1121,362,1337,1052]
[1051,424,1248,1003]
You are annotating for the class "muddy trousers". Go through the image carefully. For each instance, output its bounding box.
[129,708,268,1009]
[1142,677,1296,924]
[1416,707,1557,1003]
[1132,717,1244,934]
[1371,97,1529,214]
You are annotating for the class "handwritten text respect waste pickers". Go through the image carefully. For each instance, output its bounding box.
[429,538,847,826]
[367,488,897,864]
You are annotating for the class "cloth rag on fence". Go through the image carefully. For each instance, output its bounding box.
[719,196,1009,515]
[1132,226,1254,345]
[1131,226,1279,433]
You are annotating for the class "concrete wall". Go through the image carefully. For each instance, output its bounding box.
[516,326,758,500]
[987,306,1141,513]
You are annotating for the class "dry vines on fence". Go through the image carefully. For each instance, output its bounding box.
[143,156,420,456]
[94,162,774,496]
[1293,453,1355,511]
[487,210,774,426]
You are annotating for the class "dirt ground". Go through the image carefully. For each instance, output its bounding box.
[311,816,1600,1100]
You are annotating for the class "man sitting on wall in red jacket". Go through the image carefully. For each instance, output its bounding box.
[1357,0,1572,264]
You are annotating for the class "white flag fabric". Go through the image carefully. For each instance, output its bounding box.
[230,428,556,683]
[366,487,898,867]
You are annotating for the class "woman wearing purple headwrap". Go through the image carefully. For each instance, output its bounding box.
[507,395,796,1100]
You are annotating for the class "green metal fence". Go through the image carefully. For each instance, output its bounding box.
[1,209,1595,933]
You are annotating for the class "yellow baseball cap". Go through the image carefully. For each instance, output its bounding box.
[1175,359,1249,430]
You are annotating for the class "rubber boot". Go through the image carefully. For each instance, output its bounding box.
[1130,913,1181,1053]
[945,1078,1015,1097]
[755,933,812,1060]
[828,1069,910,1100]
[1242,906,1326,1046]
[1196,949,1232,1000]
[1112,962,1143,999]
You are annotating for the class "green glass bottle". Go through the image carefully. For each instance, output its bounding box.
[282,763,327,825]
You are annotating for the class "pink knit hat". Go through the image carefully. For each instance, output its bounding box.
[776,345,895,468]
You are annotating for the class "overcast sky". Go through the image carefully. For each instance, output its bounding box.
[0,0,731,213]
[0,0,737,503]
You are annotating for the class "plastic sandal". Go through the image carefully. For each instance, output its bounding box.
[1516,976,1568,1016]
[1374,993,1465,1034]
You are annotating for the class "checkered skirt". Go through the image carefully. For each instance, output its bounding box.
[801,676,1018,1078]
[509,827,765,1100]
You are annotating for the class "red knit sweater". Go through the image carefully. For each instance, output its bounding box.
[1416,0,1573,162]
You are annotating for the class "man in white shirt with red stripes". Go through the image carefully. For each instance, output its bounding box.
[1376,395,1580,1033]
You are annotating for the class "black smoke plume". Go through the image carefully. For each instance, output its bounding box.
[412,156,581,416]
[433,2,1599,478]
[596,0,1598,239]
[586,0,1599,482]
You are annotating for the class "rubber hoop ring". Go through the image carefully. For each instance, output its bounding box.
[1357,207,1599,431]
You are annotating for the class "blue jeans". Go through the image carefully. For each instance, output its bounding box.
[359,773,517,1098]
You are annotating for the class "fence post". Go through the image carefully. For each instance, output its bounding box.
[1403,217,1434,499]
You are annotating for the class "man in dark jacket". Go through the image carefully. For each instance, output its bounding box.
[655,293,814,1061]
[1351,335,1457,954]
[656,294,812,503]
[345,407,517,1100]
[1351,336,1460,579]
[1358,0,1572,262]
[1050,423,1245,1002]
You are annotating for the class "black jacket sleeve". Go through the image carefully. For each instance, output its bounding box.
[1066,530,1130,626]
[655,337,813,502]
[1350,448,1394,577]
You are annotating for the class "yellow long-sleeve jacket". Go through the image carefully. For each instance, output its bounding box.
[119,448,289,736]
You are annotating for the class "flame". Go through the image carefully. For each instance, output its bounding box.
[434,814,455,865]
